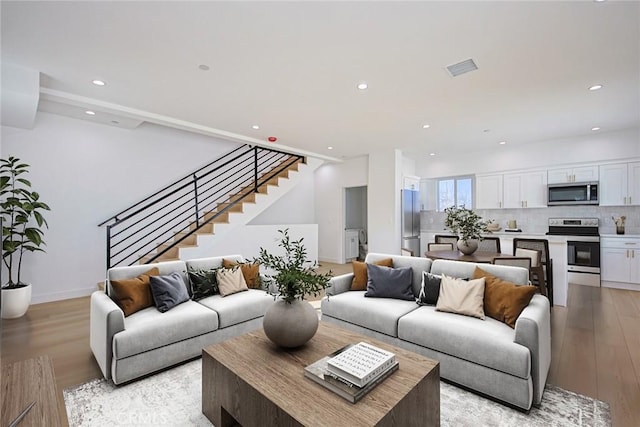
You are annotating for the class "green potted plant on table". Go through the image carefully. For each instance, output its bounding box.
[253,228,332,348]
[1,156,51,319]
[444,205,490,255]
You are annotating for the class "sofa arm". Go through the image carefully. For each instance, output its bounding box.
[514,294,551,406]
[326,273,354,296]
[90,291,125,380]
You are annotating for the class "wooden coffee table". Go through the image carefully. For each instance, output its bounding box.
[202,321,440,427]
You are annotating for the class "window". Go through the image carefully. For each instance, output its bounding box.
[437,176,473,211]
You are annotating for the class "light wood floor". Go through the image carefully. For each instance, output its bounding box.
[1,273,639,426]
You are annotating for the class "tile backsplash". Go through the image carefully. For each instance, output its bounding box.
[421,205,639,235]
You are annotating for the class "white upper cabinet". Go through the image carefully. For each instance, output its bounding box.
[475,174,503,209]
[600,162,640,206]
[403,175,420,190]
[503,170,547,208]
[547,165,598,184]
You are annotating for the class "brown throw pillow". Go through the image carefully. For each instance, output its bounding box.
[473,267,537,328]
[222,259,261,289]
[110,267,160,317]
[351,258,393,291]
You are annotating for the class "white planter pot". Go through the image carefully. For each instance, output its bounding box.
[457,239,479,255]
[1,283,32,319]
[263,298,319,348]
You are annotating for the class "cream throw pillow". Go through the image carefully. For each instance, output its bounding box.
[216,267,249,297]
[436,275,486,320]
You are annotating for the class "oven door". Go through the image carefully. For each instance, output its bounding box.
[567,240,600,273]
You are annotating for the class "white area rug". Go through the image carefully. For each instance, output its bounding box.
[65,359,610,427]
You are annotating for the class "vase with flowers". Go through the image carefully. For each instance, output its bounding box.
[444,205,491,255]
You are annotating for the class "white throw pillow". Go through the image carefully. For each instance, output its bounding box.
[436,275,486,319]
[216,267,249,297]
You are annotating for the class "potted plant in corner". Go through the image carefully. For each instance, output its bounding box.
[253,228,332,348]
[444,205,490,255]
[1,156,51,319]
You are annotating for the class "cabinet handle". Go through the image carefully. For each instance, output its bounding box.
[627,250,630,258]
[633,250,635,258]
[624,196,628,204]
[624,242,637,245]
[630,196,632,204]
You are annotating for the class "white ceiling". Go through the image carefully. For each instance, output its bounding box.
[2,1,639,160]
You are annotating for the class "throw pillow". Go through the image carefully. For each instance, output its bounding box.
[364,264,414,300]
[417,272,441,306]
[473,267,537,328]
[436,275,486,320]
[216,267,249,297]
[188,269,219,300]
[351,258,394,291]
[109,267,160,317]
[149,272,191,313]
[222,259,261,289]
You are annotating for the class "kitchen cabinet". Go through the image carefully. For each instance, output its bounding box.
[419,179,437,211]
[601,237,640,287]
[475,174,503,209]
[403,175,420,191]
[599,162,640,206]
[345,229,359,261]
[547,165,598,184]
[503,170,547,208]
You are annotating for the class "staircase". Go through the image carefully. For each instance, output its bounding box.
[99,145,313,269]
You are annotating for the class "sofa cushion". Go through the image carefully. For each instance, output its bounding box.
[430,259,529,285]
[364,253,432,297]
[110,267,160,317]
[436,275,486,320]
[222,259,261,289]
[398,306,531,379]
[351,258,393,290]
[321,291,418,337]
[417,272,441,306]
[473,267,537,328]
[197,289,273,328]
[113,300,219,359]
[188,268,220,300]
[149,272,190,313]
[217,267,249,297]
[365,264,414,300]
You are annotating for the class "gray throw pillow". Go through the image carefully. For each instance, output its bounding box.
[364,264,414,300]
[149,272,190,312]
[417,272,441,306]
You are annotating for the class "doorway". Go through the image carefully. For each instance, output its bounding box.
[344,186,368,262]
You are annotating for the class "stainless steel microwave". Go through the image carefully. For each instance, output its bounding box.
[547,182,599,206]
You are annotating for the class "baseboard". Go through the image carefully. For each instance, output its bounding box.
[31,287,96,304]
[601,280,640,291]
[318,256,342,264]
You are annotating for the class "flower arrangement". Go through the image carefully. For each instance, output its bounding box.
[444,205,491,243]
[253,229,332,303]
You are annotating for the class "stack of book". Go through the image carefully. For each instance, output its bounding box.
[304,342,398,403]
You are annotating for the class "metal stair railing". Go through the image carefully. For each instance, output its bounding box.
[98,144,305,268]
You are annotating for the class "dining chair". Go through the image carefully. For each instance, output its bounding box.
[401,247,414,257]
[427,243,454,251]
[434,235,459,246]
[492,256,535,285]
[513,239,551,303]
[477,236,501,253]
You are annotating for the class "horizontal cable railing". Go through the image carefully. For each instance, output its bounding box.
[99,144,305,268]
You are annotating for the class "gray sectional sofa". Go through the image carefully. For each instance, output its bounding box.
[321,253,551,411]
[90,255,273,384]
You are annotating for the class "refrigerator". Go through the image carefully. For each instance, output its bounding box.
[401,189,421,256]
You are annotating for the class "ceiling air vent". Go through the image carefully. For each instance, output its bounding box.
[446,58,478,77]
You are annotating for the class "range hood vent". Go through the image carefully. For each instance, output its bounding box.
[446,58,478,77]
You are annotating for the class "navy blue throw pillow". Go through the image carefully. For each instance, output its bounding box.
[417,272,441,306]
[149,272,190,312]
[364,264,414,300]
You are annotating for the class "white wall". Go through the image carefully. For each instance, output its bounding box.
[415,127,640,178]
[249,169,315,225]
[1,112,242,302]
[314,156,368,263]
[367,149,402,255]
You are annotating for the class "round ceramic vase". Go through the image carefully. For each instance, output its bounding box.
[263,298,319,348]
[457,239,479,255]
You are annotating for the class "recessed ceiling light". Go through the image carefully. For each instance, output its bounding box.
[589,84,603,91]
[92,79,105,86]
[422,124,431,129]
[499,141,507,145]
[327,146,334,150]
[429,152,436,156]
[85,110,96,115]
[357,82,368,90]
[251,125,260,130]
[483,129,491,133]
[198,64,210,71]
[591,127,601,131]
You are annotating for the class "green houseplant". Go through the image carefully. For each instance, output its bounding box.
[444,205,490,255]
[1,156,50,318]
[253,229,331,348]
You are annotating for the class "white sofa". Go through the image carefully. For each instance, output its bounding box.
[321,253,551,411]
[90,255,273,384]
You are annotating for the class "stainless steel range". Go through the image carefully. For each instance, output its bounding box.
[547,218,601,287]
